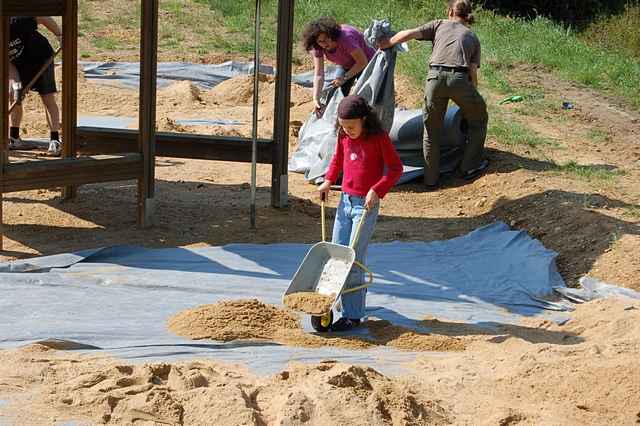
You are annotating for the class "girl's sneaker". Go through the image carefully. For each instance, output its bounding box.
[330,318,361,332]
[47,139,62,157]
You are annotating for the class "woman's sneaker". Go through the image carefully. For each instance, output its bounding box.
[47,139,62,157]
[461,159,489,181]
[330,317,361,332]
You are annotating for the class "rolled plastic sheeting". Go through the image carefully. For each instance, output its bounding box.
[389,105,468,173]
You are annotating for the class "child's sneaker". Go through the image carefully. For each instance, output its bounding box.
[47,139,62,157]
[330,317,361,332]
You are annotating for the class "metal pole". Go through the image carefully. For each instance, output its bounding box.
[250,0,261,229]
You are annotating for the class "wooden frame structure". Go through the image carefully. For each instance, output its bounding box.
[0,0,295,249]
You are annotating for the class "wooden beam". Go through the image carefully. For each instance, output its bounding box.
[272,0,295,208]
[3,154,143,193]
[138,0,158,227]
[76,127,274,163]
[2,0,65,16]
[62,0,78,200]
[0,16,8,250]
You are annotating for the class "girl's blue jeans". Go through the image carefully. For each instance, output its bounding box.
[331,192,379,320]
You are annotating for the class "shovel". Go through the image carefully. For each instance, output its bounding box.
[9,47,62,114]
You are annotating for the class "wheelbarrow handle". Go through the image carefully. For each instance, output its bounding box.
[342,261,373,294]
[349,207,369,250]
[320,192,326,242]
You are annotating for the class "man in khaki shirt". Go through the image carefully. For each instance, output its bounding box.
[378,0,489,188]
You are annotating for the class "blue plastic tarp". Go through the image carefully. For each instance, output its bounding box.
[3,222,630,375]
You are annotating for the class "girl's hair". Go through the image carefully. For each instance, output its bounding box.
[448,0,475,25]
[301,16,342,52]
[336,106,385,137]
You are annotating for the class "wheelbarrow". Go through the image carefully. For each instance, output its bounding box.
[283,193,373,332]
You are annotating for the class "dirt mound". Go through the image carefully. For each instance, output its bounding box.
[168,299,471,352]
[167,299,300,341]
[158,80,204,104]
[410,298,640,424]
[259,361,449,425]
[206,73,274,105]
[367,320,467,352]
[3,300,640,424]
[0,347,448,425]
[283,292,335,315]
[205,73,313,109]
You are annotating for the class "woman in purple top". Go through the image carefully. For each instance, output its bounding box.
[302,17,375,116]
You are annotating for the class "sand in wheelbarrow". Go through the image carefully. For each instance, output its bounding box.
[283,292,335,315]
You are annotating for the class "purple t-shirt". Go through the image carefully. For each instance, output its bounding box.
[313,25,375,70]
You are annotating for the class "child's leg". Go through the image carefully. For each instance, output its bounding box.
[331,193,353,246]
[340,195,379,320]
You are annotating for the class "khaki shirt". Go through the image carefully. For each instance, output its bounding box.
[417,19,481,68]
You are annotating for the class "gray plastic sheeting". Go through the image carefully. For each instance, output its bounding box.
[554,276,640,303]
[81,61,275,90]
[390,107,468,172]
[0,222,576,375]
[78,115,135,129]
[289,21,402,182]
[76,115,241,130]
[81,58,337,91]
[289,19,469,183]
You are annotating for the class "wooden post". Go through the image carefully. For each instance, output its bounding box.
[0,15,8,251]
[62,0,78,200]
[271,0,294,208]
[138,0,157,227]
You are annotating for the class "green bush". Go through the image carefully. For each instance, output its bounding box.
[478,0,628,26]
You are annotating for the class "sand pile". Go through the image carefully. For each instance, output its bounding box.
[167,299,300,341]
[283,292,335,315]
[168,299,471,352]
[3,300,639,424]
[159,80,204,105]
[206,73,274,106]
[0,345,448,425]
[367,320,467,352]
[205,74,313,108]
[408,298,640,425]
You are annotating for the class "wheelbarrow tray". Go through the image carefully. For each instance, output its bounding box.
[283,241,356,312]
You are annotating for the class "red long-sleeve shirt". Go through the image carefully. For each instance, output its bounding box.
[325,131,403,198]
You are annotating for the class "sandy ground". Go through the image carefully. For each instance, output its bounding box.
[1,298,638,425]
[2,60,638,290]
[1,45,640,424]
[168,299,470,352]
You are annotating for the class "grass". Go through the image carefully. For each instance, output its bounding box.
[581,3,640,58]
[76,0,639,111]
[586,129,611,143]
[92,36,120,51]
[487,112,558,148]
[474,11,640,109]
[553,161,626,181]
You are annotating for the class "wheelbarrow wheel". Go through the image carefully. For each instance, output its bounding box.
[311,310,333,333]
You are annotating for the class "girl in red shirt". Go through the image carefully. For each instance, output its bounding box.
[318,95,403,331]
